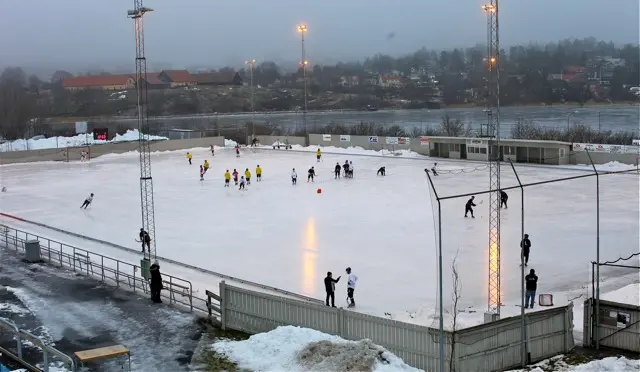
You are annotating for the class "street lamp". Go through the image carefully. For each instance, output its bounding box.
[297,24,308,132]
[245,59,257,138]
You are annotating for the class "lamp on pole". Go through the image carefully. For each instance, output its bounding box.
[245,59,257,139]
[297,24,308,133]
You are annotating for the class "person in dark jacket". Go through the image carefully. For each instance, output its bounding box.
[377,166,386,176]
[520,234,531,266]
[464,196,476,218]
[334,163,342,179]
[139,228,151,253]
[500,190,508,209]
[149,260,163,303]
[324,272,341,307]
[524,269,538,309]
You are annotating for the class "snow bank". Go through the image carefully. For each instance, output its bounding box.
[507,355,640,372]
[13,362,69,372]
[211,325,422,372]
[224,138,237,146]
[0,130,168,152]
[263,144,428,159]
[602,282,639,306]
[569,161,637,172]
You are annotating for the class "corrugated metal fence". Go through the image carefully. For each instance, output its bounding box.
[583,298,640,353]
[216,281,574,372]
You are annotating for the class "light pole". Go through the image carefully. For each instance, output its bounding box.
[297,24,308,133]
[245,59,257,139]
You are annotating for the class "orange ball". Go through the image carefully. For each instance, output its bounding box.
[316,188,322,194]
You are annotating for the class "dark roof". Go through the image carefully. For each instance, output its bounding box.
[160,70,193,83]
[144,73,166,85]
[193,72,238,84]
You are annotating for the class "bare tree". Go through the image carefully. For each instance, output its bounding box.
[439,115,467,137]
[0,67,33,140]
[450,248,461,372]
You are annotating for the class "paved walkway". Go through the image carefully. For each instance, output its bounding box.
[0,249,203,372]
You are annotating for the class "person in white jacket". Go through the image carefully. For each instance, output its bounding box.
[291,168,298,185]
[346,267,358,307]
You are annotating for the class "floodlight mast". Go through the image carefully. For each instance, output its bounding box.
[483,0,501,317]
[297,24,308,132]
[128,0,157,261]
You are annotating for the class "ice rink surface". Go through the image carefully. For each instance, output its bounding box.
[1,146,638,323]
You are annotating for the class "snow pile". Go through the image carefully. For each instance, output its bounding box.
[507,355,640,372]
[211,326,422,372]
[224,138,237,146]
[602,282,639,305]
[13,361,70,372]
[570,161,637,172]
[0,130,168,152]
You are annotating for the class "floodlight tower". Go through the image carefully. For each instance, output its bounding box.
[128,1,157,265]
[245,59,257,138]
[297,24,308,132]
[482,0,502,319]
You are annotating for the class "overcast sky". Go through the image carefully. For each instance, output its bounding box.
[1,0,638,74]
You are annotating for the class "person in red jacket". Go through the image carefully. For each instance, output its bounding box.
[232,169,239,185]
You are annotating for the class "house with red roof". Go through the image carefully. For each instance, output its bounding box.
[62,75,135,91]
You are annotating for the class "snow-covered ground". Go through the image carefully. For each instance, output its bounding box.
[506,354,640,372]
[0,144,638,335]
[211,325,420,372]
[0,130,168,152]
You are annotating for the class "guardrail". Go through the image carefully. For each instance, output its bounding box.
[0,317,76,372]
[0,224,207,315]
[0,215,321,304]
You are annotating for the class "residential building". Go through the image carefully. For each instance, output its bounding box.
[193,71,243,86]
[62,75,136,91]
[380,75,404,88]
[158,70,195,87]
[142,73,169,89]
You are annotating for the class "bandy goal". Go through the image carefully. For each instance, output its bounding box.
[59,146,91,162]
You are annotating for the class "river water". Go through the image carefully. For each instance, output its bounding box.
[105,104,640,136]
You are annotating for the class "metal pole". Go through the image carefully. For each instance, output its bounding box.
[250,64,255,138]
[508,159,527,367]
[301,29,308,133]
[585,149,600,351]
[425,169,445,372]
[597,112,601,133]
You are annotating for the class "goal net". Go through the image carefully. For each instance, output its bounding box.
[60,146,91,162]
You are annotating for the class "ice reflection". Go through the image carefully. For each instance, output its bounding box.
[301,217,318,297]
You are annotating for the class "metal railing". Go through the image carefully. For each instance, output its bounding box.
[0,317,76,372]
[0,224,207,314]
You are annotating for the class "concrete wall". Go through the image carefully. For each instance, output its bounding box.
[308,134,431,156]
[572,151,639,166]
[0,136,225,165]
[248,135,307,147]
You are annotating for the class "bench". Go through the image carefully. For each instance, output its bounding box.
[75,344,131,371]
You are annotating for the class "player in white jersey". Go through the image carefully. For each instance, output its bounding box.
[80,193,94,209]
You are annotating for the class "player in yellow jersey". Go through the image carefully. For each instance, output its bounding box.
[224,169,231,187]
[256,165,262,182]
[244,168,252,185]
[186,152,192,165]
[316,148,322,162]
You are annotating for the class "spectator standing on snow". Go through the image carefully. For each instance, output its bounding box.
[524,269,538,309]
[149,260,163,303]
[324,272,341,307]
